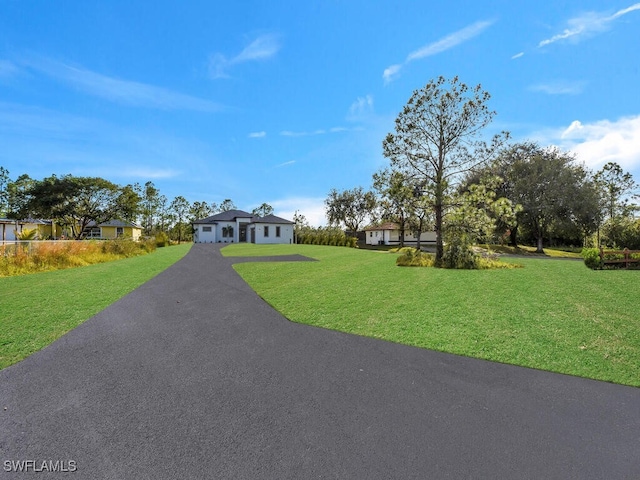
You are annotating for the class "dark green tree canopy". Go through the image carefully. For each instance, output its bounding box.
[325,187,377,234]
[25,175,127,239]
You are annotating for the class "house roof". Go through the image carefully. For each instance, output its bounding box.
[0,218,52,225]
[364,222,400,231]
[86,220,142,228]
[193,209,254,224]
[251,214,294,225]
[192,210,294,225]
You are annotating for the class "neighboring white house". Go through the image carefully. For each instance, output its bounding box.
[192,210,294,245]
[364,222,436,246]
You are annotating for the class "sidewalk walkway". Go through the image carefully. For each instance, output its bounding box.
[1,244,638,479]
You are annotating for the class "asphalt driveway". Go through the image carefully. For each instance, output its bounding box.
[1,243,638,479]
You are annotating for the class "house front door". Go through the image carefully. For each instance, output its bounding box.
[239,226,247,242]
[250,228,255,243]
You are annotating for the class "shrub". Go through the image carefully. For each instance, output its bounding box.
[442,237,479,269]
[475,257,522,270]
[101,238,140,257]
[581,248,601,270]
[155,232,170,248]
[295,227,357,248]
[140,237,157,253]
[396,249,435,267]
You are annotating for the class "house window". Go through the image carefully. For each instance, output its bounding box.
[276,226,281,237]
[116,227,124,237]
[264,226,269,237]
[222,226,234,238]
[369,232,373,237]
[202,226,212,232]
[84,227,101,238]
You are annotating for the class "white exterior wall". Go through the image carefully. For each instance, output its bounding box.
[214,221,238,243]
[366,229,436,245]
[366,230,383,245]
[194,224,217,243]
[252,223,293,244]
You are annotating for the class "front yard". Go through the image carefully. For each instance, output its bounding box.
[224,243,640,387]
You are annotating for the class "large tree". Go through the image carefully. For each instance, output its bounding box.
[325,187,377,234]
[594,162,638,247]
[141,181,162,236]
[115,183,142,223]
[190,201,212,222]
[169,195,191,243]
[382,76,507,262]
[25,175,122,239]
[498,145,597,252]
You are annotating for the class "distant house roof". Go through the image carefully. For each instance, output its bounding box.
[0,218,52,225]
[86,220,142,228]
[192,210,293,225]
[193,209,254,224]
[364,222,400,231]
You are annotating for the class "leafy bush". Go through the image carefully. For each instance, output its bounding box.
[155,232,170,247]
[140,237,158,253]
[581,248,601,270]
[101,237,140,257]
[396,249,435,267]
[442,237,479,269]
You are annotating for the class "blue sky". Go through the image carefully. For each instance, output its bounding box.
[1,1,639,225]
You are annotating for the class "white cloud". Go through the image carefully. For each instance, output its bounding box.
[248,131,266,138]
[280,130,306,137]
[270,197,328,226]
[234,35,281,62]
[539,3,640,47]
[21,56,222,112]
[382,64,402,84]
[209,34,281,79]
[511,52,524,60]
[541,115,640,171]
[383,20,494,84]
[406,20,494,61]
[275,160,295,168]
[529,80,586,95]
[348,95,374,120]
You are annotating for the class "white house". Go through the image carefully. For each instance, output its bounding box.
[364,222,436,246]
[192,210,294,245]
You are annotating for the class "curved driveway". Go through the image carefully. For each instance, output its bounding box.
[1,244,639,479]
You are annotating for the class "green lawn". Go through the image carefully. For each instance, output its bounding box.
[224,243,640,387]
[0,243,191,370]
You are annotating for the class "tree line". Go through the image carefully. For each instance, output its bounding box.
[325,76,639,262]
[0,170,275,242]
